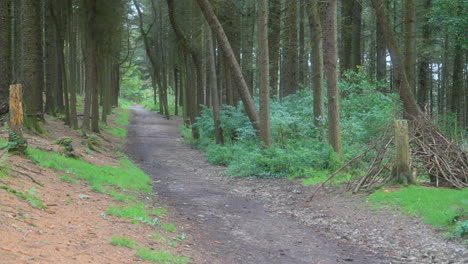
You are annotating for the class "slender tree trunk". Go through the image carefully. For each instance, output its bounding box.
[20,0,44,126]
[306,0,324,127]
[68,0,78,129]
[371,0,422,119]
[417,0,431,112]
[207,33,223,145]
[404,0,416,93]
[0,0,11,102]
[195,0,260,133]
[323,0,342,156]
[268,0,281,97]
[376,8,387,83]
[282,0,298,98]
[258,0,271,148]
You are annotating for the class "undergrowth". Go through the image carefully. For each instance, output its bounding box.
[186,71,398,181]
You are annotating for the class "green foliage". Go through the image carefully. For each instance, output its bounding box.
[0,185,47,209]
[429,0,468,48]
[120,64,152,103]
[110,236,137,249]
[104,109,130,138]
[369,187,468,228]
[26,148,152,193]
[192,72,397,179]
[6,130,28,153]
[452,221,468,239]
[136,247,189,264]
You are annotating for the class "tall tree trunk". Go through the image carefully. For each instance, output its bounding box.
[282,0,298,98]
[258,0,271,148]
[44,0,56,114]
[451,45,464,124]
[268,0,281,97]
[241,2,255,95]
[323,0,342,156]
[403,0,416,93]
[195,0,260,133]
[20,0,44,126]
[306,0,324,127]
[298,0,306,86]
[417,0,431,111]
[376,6,387,83]
[207,33,223,145]
[370,0,422,119]
[68,0,78,129]
[0,0,11,102]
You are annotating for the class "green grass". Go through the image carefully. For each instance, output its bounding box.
[369,186,468,227]
[0,185,47,209]
[151,208,167,217]
[108,189,136,202]
[104,109,130,138]
[26,148,152,193]
[60,175,79,184]
[110,236,136,249]
[106,202,150,221]
[161,223,176,232]
[136,247,189,264]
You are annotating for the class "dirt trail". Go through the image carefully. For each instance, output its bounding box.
[125,106,388,264]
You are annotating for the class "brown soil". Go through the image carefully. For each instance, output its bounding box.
[126,106,467,264]
[0,112,201,263]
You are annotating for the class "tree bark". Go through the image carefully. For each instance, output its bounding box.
[20,0,44,126]
[370,0,422,119]
[403,0,416,93]
[306,0,324,127]
[195,0,260,133]
[323,0,342,156]
[258,0,271,148]
[0,0,11,102]
[268,0,281,97]
[282,0,298,98]
[207,33,223,145]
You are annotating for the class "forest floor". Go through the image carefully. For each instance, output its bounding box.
[0,106,466,264]
[0,111,201,263]
[125,106,467,264]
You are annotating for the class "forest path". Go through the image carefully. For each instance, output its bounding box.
[125,106,384,264]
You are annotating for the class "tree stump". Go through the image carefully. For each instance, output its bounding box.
[393,120,412,185]
[8,84,27,153]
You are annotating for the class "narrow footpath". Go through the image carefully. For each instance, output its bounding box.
[125,106,388,264]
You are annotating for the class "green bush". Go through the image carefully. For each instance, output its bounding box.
[190,70,398,179]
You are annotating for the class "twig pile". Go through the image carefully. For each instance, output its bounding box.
[310,118,467,198]
[410,118,467,189]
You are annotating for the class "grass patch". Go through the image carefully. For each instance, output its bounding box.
[369,186,468,227]
[110,236,136,249]
[106,202,149,220]
[106,127,127,138]
[151,208,167,217]
[60,175,79,184]
[26,148,152,193]
[161,223,176,232]
[0,186,47,209]
[136,247,189,264]
[108,189,136,202]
